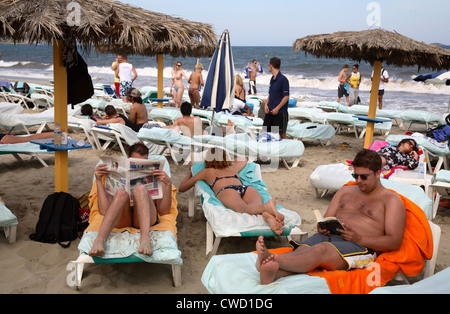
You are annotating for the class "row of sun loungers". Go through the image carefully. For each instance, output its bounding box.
[1,90,448,293]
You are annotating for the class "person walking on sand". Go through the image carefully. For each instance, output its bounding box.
[337,64,350,105]
[347,64,361,106]
[255,149,406,285]
[111,54,122,97]
[171,61,189,108]
[371,67,389,110]
[115,55,138,102]
[188,63,204,109]
[89,143,172,257]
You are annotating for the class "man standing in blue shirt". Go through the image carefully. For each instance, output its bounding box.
[263,57,290,139]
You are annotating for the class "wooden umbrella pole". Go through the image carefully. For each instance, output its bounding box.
[157,54,164,99]
[364,60,382,148]
[53,40,69,193]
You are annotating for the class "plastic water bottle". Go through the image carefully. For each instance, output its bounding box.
[61,127,68,145]
[54,123,61,146]
[417,162,424,178]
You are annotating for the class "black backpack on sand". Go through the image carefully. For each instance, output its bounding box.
[30,192,80,248]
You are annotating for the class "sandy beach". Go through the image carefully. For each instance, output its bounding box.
[1,113,449,294]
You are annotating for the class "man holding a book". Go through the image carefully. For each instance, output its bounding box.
[255,149,406,284]
[88,143,172,257]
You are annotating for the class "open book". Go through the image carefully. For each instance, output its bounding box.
[318,217,345,235]
[100,155,164,202]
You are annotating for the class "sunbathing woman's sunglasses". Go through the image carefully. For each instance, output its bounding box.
[351,172,374,180]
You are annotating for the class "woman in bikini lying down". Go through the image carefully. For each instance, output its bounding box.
[179,147,284,235]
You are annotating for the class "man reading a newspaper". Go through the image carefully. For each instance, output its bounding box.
[255,149,406,284]
[89,143,172,257]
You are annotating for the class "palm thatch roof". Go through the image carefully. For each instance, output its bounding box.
[293,29,450,71]
[0,0,217,58]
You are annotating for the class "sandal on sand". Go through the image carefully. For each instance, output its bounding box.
[336,142,352,150]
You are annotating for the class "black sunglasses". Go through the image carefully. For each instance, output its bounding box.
[351,172,374,180]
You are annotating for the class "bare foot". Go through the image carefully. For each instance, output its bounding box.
[89,238,105,257]
[138,237,153,256]
[256,236,271,272]
[262,212,284,235]
[260,255,279,285]
[265,199,284,225]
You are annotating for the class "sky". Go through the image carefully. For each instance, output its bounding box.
[121,0,450,46]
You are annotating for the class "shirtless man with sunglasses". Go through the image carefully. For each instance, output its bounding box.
[255,149,406,284]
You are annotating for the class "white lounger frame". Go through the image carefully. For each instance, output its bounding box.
[66,253,182,289]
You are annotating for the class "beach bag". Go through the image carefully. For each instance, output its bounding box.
[29,192,80,248]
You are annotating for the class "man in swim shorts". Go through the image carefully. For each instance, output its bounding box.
[247,59,262,95]
[255,149,406,284]
[337,64,350,105]
[89,143,172,257]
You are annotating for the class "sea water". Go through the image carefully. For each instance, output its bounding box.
[1,43,449,113]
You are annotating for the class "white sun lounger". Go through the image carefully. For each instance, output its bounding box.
[429,170,450,219]
[67,116,97,147]
[401,110,442,130]
[286,120,336,145]
[189,161,307,257]
[370,267,450,294]
[30,93,53,109]
[149,108,182,124]
[0,197,18,244]
[348,105,404,127]
[325,112,392,138]
[0,140,54,167]
[0,105,80,134]
[193,133,305,170]
[137,127,206,165]
[90,124,164,157]
[386,134,450,174]
[0,102,24,114]
[288,107,328,124]
[318,101,350,113]
[67,156,182,289]
[201,180,440,294]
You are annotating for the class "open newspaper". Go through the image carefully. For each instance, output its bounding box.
[100,155,164,201]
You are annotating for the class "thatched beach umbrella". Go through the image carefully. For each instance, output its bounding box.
[293,28,450,148]
[0,0,216,192]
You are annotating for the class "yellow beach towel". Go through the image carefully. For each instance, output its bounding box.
[85,178,178,239]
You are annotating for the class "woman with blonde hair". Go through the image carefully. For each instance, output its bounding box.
[188,63,205,109]
[231,74,253,116]
[179,147,284,234]
[170,61,189,108]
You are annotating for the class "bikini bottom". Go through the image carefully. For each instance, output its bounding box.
[215,185,249,198]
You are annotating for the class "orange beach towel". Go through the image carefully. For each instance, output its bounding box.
[84,179,178,239]
[306,181,433,294]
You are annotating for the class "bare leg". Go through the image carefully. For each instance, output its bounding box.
[193,90,201,109]
[256,236,348,284]
[219,189,284,235]
[1,132,54,144]
[89,190,131,256]
[132,184,157,256]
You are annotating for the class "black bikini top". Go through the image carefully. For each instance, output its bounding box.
[209,174,241,189]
